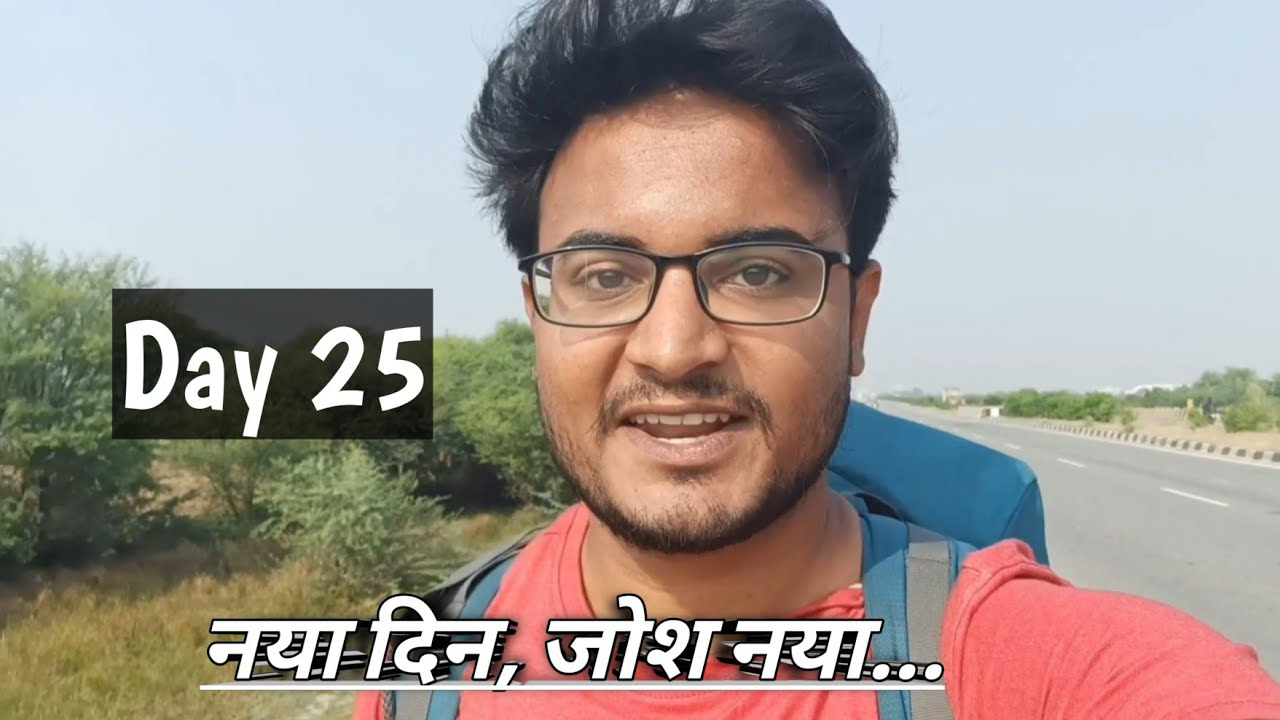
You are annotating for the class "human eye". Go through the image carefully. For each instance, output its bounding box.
[578,266,639,292]
[711,259,792,293]
[725,262,789,288]
[560,254,649,299]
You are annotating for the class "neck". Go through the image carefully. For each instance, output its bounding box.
[581,478,863,622]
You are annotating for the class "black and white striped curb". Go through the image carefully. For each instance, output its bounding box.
[1030,421,1280,464]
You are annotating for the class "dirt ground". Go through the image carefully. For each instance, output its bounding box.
[997,407,1280,453]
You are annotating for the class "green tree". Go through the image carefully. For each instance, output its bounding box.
[1002,389,1044,417]
[0,243,169,568]
[1042,391,1085,420]
[419,334,507,508]
[455,321,571,508]
[1190,367,1261,407]
[1079,392,1121,422]
[353,333,510,511]
[1129,386,1187,408]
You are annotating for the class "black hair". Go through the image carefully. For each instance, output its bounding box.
[466,0,898,267]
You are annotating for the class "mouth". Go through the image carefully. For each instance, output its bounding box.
[615,406,751,469]
[621,409,749,443]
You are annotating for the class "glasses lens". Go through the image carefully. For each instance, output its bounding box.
[698,245,828,323]
[530,248,657,326]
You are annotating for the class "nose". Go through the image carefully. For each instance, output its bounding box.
[623,266,730,382]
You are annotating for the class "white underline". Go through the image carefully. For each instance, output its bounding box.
[1056,457,1086,468]
[199,680,946,692]
[1160,487,1230,508]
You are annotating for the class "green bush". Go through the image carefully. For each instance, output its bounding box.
[0,472,40,570]
[1223,402,1274,433]
[256,443,464,597]
[24,442,166,564]
[1119,406,1137,434]
[1001,389,1043,417]
[160,439,327,527]
[990,388,1121,422]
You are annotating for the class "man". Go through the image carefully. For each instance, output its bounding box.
[355,0,1280,717]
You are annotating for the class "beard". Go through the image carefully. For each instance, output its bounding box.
[539,371,851,555]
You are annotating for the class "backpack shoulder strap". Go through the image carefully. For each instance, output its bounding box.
[385,506,976,720]
[434,523,546,618]
[903,523,972,720]
[858,502,974,720]
[382,523,547,720]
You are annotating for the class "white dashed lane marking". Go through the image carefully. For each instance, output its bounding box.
[1160,487,1230,508]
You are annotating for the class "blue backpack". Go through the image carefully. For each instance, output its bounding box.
[381,402,1049,720]
[831,402,1048,565]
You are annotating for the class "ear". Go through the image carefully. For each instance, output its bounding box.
[848,260,882,378]
[522,276,537,326]
[521,277,543,384]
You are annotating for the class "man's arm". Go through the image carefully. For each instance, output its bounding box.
[352,691,384,720]
[944,542,1280,720]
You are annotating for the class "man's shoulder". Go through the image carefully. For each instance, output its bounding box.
[954,537,1061,591]
[944,540,1280,718]
[947,537,1235,649]
[481,503,585,607]
[510,503,584,563]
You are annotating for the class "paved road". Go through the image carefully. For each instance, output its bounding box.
[881,402,1280,681]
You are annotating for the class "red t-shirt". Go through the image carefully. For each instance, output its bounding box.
[353,503,1280,719]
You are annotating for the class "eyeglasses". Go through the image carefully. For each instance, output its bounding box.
[517,241,855,328]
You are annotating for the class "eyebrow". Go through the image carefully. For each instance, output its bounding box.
[558,231,645,250]
[555,225,819,252]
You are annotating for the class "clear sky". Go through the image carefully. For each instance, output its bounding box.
[2,0,1277,394]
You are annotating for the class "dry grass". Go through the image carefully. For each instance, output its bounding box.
[0,539,270,629]
[150,459,219,517]
[0,559,359,720]
[0,506,558,720]
[450,505,556,548]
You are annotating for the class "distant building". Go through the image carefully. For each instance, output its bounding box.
[1124,383,1180,396]
[942,387,965,406]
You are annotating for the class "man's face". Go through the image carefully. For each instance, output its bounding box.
[525,89,881,554]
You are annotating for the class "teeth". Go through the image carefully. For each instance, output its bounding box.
[630,413,734,425]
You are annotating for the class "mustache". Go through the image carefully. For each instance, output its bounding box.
[593,375,774,437]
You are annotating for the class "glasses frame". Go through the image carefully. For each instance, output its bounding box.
[516,240,856,329]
